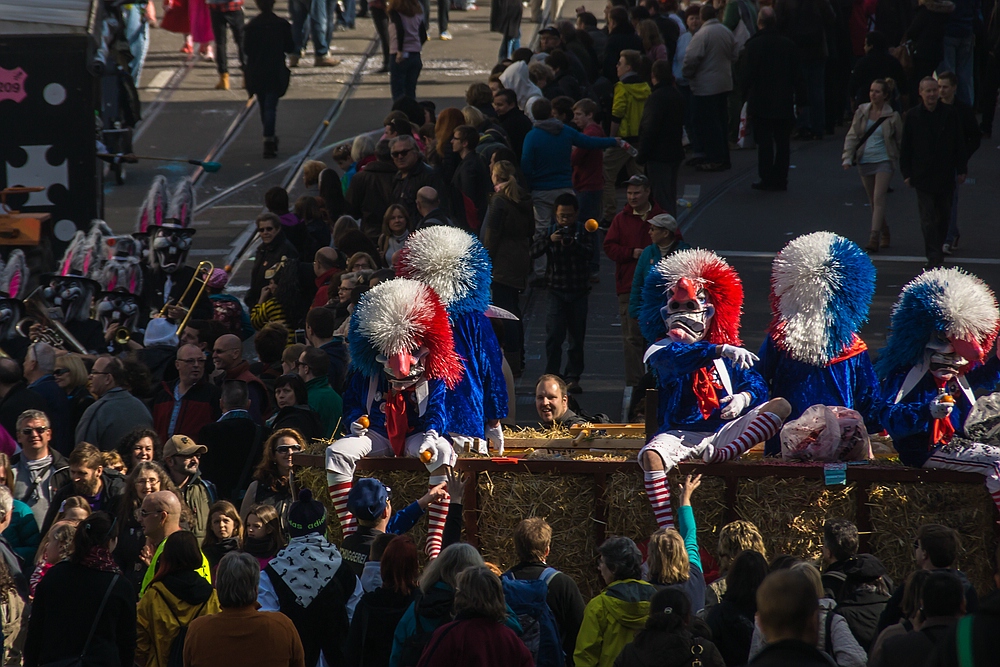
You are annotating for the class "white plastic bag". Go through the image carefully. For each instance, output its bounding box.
[780,404,872,462]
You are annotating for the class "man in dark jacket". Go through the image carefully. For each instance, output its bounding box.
[345,140,397,244]
[304,307,348,394]
[211,334,271,424]
[745,7,800,191]
[900,77,967,269]
[197,381,263,503]
[637,60,685,215]
[451,125,492,228]
[389,135,450,222]
[603,7,644,82]
[937,69,981,254]
[151,343,222,441]
[243,0,295,158]
[775,0,835,139]
[247,213,299,309]
[750,570,836,667]
[0,360,49,445]
[414,187,456,230]
[12,409,71,530]
[41,442,126,535]
[505,518,586,661]
[493,88,534,159]
[880,572,964,667]
[847,31,907,106]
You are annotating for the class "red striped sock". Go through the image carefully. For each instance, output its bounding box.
[326,477,357,537]
[644,470,674,530]
[425,485,450,559]
[711,412,783,463]
[990,489,1000,514]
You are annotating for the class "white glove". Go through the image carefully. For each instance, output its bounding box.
[719,344,759,370]
[720,392,752,420]
[485,423,505,457]
[929,396,954,420]
[349,419,369,437]
[418,431,456,471]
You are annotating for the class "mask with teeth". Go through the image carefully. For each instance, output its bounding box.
[662,276,716,344]
[151,228,195,274]
[43,277,95,323]
[926,332,980,381]
[377,347,430,389]
[95,290,140,333]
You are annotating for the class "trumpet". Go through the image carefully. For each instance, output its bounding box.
[114,327,131,346]
[158,261,214,337]
[15,289,88,354]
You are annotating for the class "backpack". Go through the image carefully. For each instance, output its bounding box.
[163,596,209,667]
[501,567,563,667]
[823,570,890,650]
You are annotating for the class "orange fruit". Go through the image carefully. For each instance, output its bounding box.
[940,395,955,404]
[420,450,433,463]
[358,415,370,428]
[585,219,599,232]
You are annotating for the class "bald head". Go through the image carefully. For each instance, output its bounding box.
[757,6,776,29]
[315,247,338,275]
[416,186,440,217]
[141,490,182,543]
[146,490,181,515]
[212,334,243,372]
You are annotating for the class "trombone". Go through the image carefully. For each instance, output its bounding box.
[158,261,213,337]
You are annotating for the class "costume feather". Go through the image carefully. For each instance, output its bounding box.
[769,232,875,365]
[640,248,744,345]
[394,226,492,316]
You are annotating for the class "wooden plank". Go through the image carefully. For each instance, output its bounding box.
[506,438,643,450]
[291,453,984,484]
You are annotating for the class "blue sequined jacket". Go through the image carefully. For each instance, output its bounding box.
[756,335,883,456]
[648,341,767,435]
[342,371,449,439]
[446,312,509,439]
[879,356,1000,467]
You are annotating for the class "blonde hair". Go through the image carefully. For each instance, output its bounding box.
[36,521,77,565]
[647,528,690,584]
[55,354,89,389]
[790,562,825,598]
[491,160,524,203]
[303,160,326,186]
[101,450,125,473]
[718,520,767,572]
[462,105,486,129]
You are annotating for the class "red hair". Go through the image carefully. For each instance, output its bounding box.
[381,535,419,595]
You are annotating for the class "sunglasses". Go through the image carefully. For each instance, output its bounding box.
[139,508,164,518]
[53,368,70,377]
[20,427,49,436]
[258,226,276,233]
[391,148,413,159]
[276,445,303,454]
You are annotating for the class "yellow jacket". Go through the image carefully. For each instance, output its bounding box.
[573,579,655,667]
[611,75,651,138]
[136,577,222,667]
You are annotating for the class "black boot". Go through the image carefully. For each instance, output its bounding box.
[263,137,277,159]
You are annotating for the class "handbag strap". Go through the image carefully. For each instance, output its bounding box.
[853,115,888,161]
[79,573,119,659]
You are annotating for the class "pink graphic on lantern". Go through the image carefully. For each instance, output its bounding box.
[0,68,27,104]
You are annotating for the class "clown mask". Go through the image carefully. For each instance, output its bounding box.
[376,347,430,388]
[926,332,981,381]
[661,276,715,344]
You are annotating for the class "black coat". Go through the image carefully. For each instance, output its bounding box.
[637,82,685,164]
[749,639,837,667]
[603,27,644,81]
[705,599,755,666]
[900,102,968,193]
[24,561,137,667]
[480,193,535,291]
[496,108,534,160]
[243,11,295,96]
[745,28,801,120]
[453,152,492,228]
[197,416,264,502]
[489,0,522,37]
[346,159,398,244]
[848,49,907,105]
[269,404,325,443]
[390,161,452,223]
[345,587,418,666]
[613,629,726,667]
[0,383,50,441]
[246,230,299,308]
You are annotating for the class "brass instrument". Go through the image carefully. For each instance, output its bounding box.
[15,289,88,354]
[114,327,131,346]
[158,261,213,337]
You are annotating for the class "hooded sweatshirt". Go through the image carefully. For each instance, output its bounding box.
[611,72,652,139]
[499,61,544,116]
[575,579,657,667]
[136,570,221,667]
[521,119,619,192]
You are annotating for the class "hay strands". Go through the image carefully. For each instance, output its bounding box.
[506,437,643,450]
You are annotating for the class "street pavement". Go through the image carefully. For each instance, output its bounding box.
[102,0,1000,427]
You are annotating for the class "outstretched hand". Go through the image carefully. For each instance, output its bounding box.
[677,474,702,506]
[446,468,469,501]
[418,482,448,509]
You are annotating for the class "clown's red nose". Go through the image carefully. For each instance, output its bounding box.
[672,277,698,304]
[389,352,412,377]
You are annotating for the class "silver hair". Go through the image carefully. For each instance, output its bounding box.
[0,485,12,524]
[216,552,261,608]
[351,134,377,163]
[390,134,417,150]
[419,542,484,593]
[29,342,56,375]
[16,409,49,433]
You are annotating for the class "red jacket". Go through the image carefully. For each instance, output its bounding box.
[416,617,534,667]
[311,267,341,309]
[571,122,606,192]
[603,202,664,294]
[151,380,222,441]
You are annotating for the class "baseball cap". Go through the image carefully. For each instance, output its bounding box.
[625,174,650,188]
[163,435,207,458]
[648,214,679,233]
[346,478,391,522]
[538,26,560,36]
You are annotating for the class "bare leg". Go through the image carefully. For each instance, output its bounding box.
[872,171,892,236]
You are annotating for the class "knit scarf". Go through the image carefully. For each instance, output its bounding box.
[243,535,280,560]
[268,533,343,608]
[79,546,121,573]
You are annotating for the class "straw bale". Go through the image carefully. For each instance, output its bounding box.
[867,482,997,592]
[735,478,856,563]
[476,472,602,598]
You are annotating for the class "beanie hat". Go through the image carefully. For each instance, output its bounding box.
[287,489,327,538]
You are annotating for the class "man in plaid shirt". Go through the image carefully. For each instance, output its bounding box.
[530,193,595,394]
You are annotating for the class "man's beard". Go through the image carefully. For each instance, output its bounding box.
[74,477,100,497]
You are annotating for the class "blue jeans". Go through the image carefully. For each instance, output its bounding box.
[693,92,729,164]
[798,59,826,136]
[339,0,356,28]
[123,4,149,85]
[390,53,422,100]
[499,31,520,61]
[940,34,975,107]
[545,289,589,381]
[290,0,332,55]
[258,91,279,137]
[576,190,602,273]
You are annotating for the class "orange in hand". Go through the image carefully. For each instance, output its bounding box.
[420,450,433,463]
[585,219,599,232]
[940,395,955,404]
[358,415,370,428]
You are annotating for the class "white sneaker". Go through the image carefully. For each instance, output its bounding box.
[439,30,452,40]
[701,443,716,463]
[942,243,953,255]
